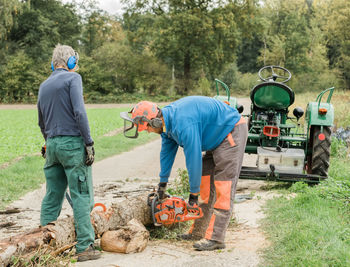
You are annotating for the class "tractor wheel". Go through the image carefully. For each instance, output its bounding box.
[309,126,331,177]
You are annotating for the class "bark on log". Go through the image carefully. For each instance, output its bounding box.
[0,193,152,267]
[100,219,149,253]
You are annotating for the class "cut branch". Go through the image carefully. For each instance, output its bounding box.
[0,193,152,266]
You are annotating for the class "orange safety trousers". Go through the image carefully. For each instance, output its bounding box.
[189,117,248,242]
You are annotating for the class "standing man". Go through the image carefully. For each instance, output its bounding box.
[37,44,100,262]
[120,96,248,251]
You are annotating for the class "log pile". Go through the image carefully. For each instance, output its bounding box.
[0,193,152,267]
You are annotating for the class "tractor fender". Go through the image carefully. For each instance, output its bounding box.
[213,95,237,108]
[305,101,334,127]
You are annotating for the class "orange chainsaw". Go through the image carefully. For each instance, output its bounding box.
[147,192,203,226]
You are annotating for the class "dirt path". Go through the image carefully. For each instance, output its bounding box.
[0,98,276,266]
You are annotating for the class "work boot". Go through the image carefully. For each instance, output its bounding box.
[76,245,101,262]
[193,239,225,251]
[178,233,202,241]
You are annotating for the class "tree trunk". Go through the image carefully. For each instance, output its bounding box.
[183,50,191,94]
[0,194,152,266]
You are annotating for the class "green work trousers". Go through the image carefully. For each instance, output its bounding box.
[40,136,95,253]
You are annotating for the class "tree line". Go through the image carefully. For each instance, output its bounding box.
[0,0,349,103]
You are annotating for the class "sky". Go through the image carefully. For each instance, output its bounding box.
[62,0,126,15]
[97,0,125,15]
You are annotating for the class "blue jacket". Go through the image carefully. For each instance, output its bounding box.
[159,96,241,193]
[37,68,93,145]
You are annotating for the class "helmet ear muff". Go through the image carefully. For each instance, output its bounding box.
[149,118,163,128]
[67,55,77,70]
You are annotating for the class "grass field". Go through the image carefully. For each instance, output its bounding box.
[0,106,158,208]
[0,108,129,166]
[290,89,350,127]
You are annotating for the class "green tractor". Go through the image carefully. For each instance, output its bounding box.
[215,65,335,183]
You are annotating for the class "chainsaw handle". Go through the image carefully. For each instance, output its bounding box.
[147,192,157,206]
[147,192,170,206]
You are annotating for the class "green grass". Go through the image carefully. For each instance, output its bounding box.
[0,106,159,208]
[290,90,350,128]
[261,139,350,267]
[0,108,130,165]
[0,131,158,208]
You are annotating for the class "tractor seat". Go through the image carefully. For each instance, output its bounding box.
[250,82,295,110]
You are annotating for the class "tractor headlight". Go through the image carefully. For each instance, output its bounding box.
[318,108,328,115]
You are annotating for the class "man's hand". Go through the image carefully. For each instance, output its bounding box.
[41,145,46,159]
[188,193,199,207]
[157,182,167,200]
[85,143,95,166]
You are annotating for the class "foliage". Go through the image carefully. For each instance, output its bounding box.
[323,0,350,88]
[0,0,349,103]
[10,0,81,59]
[0,51,47,102]
[79,39,171,96]
[259,0,328,74]
[167,168,190,197]
[123,0,246,93]
[0,0,21,41]
[147,222,191,240]
[191,71,212,96]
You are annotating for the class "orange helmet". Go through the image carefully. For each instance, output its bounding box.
[120,101,161,138]
[132,101,159,132]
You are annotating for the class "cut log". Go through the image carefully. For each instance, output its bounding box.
[0,193,152,267]
[100,219,149,254]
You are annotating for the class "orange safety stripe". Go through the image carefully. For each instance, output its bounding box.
[227,133,235,147]
[213,180,232,210]
[235,116,246,125]
[200,175,211,204]
[205,214,216,240]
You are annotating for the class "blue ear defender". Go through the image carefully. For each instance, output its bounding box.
[67,56,77,70]
[51,62,55,71]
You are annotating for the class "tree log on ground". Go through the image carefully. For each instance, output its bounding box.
[100,219,149,254]
[0,193,152,267]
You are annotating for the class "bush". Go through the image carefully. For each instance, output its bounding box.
[167,168,190,197]
[289,70,343,93]
[0,51,47,103]
[191,72,212,96]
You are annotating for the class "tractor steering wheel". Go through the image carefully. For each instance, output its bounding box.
[258,65,292,83]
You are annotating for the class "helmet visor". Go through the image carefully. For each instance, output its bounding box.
[120,111,139,138]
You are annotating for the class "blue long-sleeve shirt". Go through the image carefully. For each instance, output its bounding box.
[159,96,241,193]
[37,68,93,145]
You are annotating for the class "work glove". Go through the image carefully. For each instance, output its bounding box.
[85,143,95,166]
[157,182,167,200]
[41,144,46,159]
[188,193,199,207]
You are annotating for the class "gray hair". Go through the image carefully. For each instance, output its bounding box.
[51,44,79,68]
